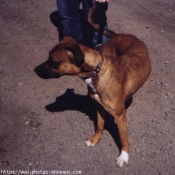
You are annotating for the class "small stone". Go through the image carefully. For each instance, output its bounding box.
[153,119,157,122]
[18,82,23,86]
[166,92,171,97]
[84,114,89,119]
[25,121,30,125]
[29,162,33,166]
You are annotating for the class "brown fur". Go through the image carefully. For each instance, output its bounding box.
[35,4,151,167]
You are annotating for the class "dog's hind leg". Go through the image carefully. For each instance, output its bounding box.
[86,103,106,147]
[103,103,129,167]
[113,109,129,167]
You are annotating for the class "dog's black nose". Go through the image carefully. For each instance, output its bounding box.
[34,63,49,79]
[34,62,61,79]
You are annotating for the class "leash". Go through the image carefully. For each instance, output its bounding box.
[81,55,104,80]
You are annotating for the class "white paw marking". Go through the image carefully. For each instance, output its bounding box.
[85,140,95,147]
[117,151,129,167]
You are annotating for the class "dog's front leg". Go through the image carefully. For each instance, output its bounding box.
[86,103,106,147]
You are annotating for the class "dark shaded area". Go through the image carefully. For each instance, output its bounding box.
[50,11,63,40]
[45,89,96,120]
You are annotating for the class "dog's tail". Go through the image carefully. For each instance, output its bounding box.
[103,28,116,39]
[88,3,116,39]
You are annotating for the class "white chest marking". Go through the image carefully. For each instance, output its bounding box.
[85,78,99,100]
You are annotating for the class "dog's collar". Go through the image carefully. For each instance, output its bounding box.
[81,56,104,80]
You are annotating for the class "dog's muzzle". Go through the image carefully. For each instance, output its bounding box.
[34,62,61,79]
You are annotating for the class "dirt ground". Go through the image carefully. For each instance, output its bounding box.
[0,0,175,175]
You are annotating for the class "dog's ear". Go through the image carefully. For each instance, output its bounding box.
[66,44,85,67]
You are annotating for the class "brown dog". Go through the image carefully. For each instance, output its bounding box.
[35,31,151,166]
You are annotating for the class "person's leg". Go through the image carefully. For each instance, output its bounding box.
[56,0,83,43]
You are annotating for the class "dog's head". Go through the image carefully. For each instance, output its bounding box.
[34,37,85,79]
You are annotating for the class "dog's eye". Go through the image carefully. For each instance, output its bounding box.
[52,62,60,69]
[49,60,60,69]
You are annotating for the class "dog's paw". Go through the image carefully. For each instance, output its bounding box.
[85,133,102,147]
[85,140,95,147]
[116,151,129,167]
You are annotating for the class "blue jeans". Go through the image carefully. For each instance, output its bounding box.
[56,0,109,48]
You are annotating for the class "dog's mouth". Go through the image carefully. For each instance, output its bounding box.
[34,62,61,79]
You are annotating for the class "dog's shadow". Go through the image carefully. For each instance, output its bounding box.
[46,88,96,121]
[45,88,132,151]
